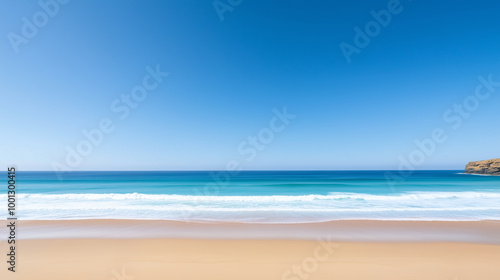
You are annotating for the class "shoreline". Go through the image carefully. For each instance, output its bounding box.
[11,219,500,244]
[461,172,500,176]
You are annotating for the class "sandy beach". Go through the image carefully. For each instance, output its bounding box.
[2,220,500,279]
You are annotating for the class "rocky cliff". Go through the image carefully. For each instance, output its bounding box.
[464,159,500,175]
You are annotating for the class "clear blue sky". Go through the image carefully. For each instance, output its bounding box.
[1,0,499,171]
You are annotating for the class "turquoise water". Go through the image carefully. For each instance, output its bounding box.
[3,171,500,222]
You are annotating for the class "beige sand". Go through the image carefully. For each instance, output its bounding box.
[1,220,500,280]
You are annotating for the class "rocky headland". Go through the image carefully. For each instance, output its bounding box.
[464,159,500,175]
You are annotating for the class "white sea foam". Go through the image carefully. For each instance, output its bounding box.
[4,191,500,222]
[18,205,500,212]
[4,191,500,201]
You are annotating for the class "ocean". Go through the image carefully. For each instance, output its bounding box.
[3,170,500,222]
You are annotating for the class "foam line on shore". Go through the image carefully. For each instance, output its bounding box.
[14,219,500,244]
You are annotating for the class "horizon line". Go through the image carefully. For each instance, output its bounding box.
[3,169,465,172]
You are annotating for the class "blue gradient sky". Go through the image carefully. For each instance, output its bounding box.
[1,0,499,171]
